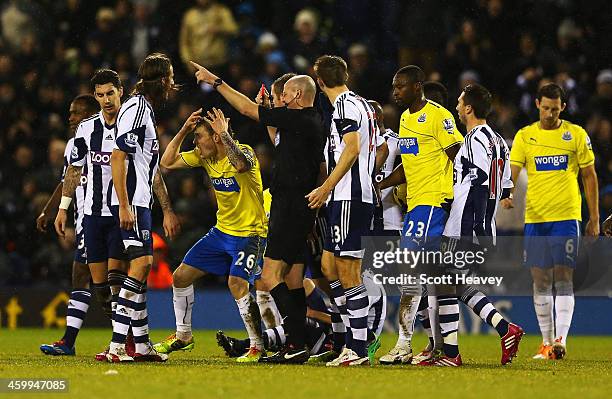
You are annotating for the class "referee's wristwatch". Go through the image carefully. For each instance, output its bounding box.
[212,78,223,89]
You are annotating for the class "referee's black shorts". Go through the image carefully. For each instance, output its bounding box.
[265,191,316,266]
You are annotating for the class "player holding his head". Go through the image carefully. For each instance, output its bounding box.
[378,65,463,365]
[306,55,378,366]
[435,83,524,366]
[157,108,268,362]
[502,83,599,360]
[39,95,100,356]
[106,53,180,362]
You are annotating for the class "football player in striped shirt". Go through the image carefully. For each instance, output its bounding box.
[106,53,179,362]
[56,69,180,360]
[436,83,524,366]
[410,81,525,365]
[503,83,599,360]
[39,95,99,356]
[157,108,268,362]
[307,55,378,366]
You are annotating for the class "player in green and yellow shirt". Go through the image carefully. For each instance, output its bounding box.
[503,83,599,360]
[155,108,268,362]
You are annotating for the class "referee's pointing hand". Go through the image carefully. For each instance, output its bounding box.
[190,61,218,85]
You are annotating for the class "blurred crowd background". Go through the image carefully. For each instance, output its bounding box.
[0,0,610,288]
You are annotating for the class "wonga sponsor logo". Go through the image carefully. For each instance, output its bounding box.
[90,151,112,166]
[399,137,419,155]
[534,154,568,171]
[211,176,240,192]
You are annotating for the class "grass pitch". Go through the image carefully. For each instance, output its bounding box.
[1,329,611,399]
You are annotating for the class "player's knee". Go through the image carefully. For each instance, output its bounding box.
[227,276,249,299]
[320,259,336,281]
[533,278,553,294]
[72,262,91,289]
[172,265,191,288]
[553,266,573,283]
[261,265,280,288]
[554,280,574,296]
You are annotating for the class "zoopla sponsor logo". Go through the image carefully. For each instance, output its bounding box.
[91,151,112,165]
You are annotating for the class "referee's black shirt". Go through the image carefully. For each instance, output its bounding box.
[258,106,325,195]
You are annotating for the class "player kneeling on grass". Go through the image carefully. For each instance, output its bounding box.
[157,108,267,362]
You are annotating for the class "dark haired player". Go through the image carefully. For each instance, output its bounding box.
[56,69,179,360]
[307,55,378,366]
[379,65,463,365]
[433,84,524,366]
[39,95,99,356]
[503,83,598,360]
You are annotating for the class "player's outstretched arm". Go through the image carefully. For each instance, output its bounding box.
[306,131,360,208]
[204,108,253,173]
[54,166,82,238]
[190,61,260,121]
[161,109,203,169]
[37,182,62,233]
[580,164,600,236]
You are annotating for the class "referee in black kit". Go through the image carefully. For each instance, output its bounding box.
[190,62,325,363]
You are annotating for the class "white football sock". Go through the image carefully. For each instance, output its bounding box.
[533,283,554,345]
[396,293,420,349]
[236,294,263,349]
[554,281,574,346]
[173,285,194,341]
[256,290,282,329]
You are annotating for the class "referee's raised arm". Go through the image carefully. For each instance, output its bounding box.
[190,61,260,121]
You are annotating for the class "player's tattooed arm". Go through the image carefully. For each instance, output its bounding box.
[219,130,254,173]
[205,107,254,173]
[153,169,181,240]
[153,170,173,212]
[55,165,82,237]
[62,165,82,198]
